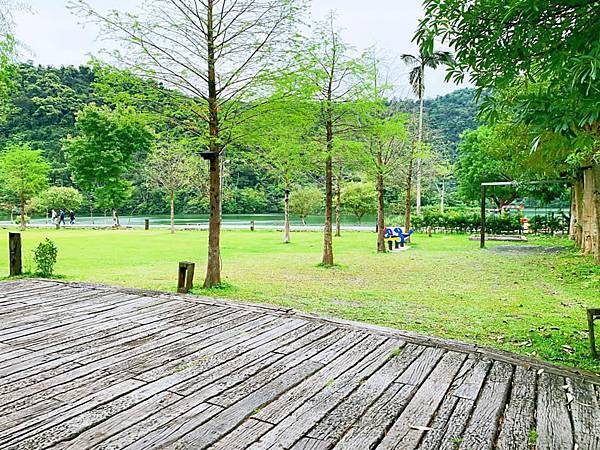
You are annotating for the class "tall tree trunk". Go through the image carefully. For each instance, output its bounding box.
[170,190,175,234]
[322,116,334,266]
[405,155,414,232]
[416,66,425,216]
[376,169,386,253]
[204,0,222,288]
[335,163,341,237]
[19,194,25,230]
[283,187,290,244]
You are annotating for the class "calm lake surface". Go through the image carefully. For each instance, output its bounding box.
[0,213,378,227]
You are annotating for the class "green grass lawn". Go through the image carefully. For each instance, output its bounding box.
[1,227,599,372]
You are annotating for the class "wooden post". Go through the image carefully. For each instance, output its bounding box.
[177,262,196,294]
[9,232,22,277]
[250,220,255,231]
[588,308,599,358]
[480,184,486,248]
[144,219,150,230]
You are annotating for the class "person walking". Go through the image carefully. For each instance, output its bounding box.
[59,209,66,227]
[51,209,57,225]
[69,210,75,225]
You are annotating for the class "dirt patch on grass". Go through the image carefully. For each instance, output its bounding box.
[489,245,567,255]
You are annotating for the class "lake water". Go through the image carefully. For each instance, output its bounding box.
[0,213,378,227]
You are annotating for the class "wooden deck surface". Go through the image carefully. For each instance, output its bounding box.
[0,279,598,450]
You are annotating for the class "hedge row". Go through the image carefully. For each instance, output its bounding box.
[388,211,568,235]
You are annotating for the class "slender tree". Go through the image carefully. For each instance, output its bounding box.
[145,142,202,234]
[244,96,317,244]
[300,13,364,266]
[0,143,49,229]
[400,47,453,216]
[357,51,408,251]
[71,0,305,287]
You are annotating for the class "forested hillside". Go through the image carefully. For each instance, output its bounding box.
[0,63,479,215]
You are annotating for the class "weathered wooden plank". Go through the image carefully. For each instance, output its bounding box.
[208,419,273,450]
[376,351,467,450]
[248,339,403,449]
[253,333,382,425]
[98,402,223,449]
[495,365,537,450]
[304,343,422,446]
[58,391,183,449]
[0,378,146,447]
[332,347,446,450]
[0,309,243,399]
[395,346,447,386]
[0,304,223,373]
[458,360,513,450]
[128,361,324,449]
[332,384,413,449]
[569,377,600,450]
[169,325,340,399]
[0,311,261,408]
[536,372,575,450]
[417,357,492,450]
[207,328,356,408]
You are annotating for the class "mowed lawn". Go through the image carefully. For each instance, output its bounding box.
[1,227,599,372]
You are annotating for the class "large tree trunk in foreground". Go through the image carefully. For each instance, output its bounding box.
[170,191,175,235]
[405,156,414,232]
[322,119,334,266]
[204,0,222,288]
[283,188,290,244]
[571,164,600,264]
[376,171,386,253]
[205,154,222,287]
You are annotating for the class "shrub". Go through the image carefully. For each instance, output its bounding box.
[33,239,58,277]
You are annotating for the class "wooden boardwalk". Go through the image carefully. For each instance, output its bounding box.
[0,280,598,450]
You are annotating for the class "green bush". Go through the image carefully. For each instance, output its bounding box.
[33,239,58,277]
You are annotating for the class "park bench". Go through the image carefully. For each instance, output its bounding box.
[384,227,413,251]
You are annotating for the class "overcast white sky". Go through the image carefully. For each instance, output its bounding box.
[13,0,466,99]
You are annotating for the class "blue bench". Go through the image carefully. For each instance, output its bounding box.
[384,227,413,250]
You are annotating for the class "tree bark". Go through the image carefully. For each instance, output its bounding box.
[592,163,600,264]
[376,170,386,253]
[405,155,414,232]
[203,0,222,288]
[283,188,290,244]
[205,154,222,287]
[335,164,341,237]
[170,190,175,234]
[322,116,334,266]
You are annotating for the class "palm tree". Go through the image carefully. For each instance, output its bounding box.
[400,48,454,220]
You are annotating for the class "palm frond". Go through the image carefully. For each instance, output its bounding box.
[399,53,419,66]
[422,50,454,69]
[408,66,422,96]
